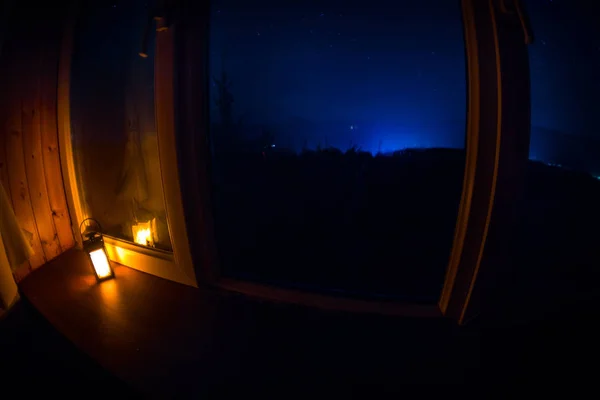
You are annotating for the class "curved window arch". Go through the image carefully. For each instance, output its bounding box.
[204,0,468,303]
[178,0,534,322]
[57,0,536,323]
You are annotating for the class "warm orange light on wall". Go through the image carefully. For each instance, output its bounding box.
[80,218,114,282]
[132,219,156,247]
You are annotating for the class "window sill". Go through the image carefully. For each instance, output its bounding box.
[215,278,441,318]
[103,235,196,288]
[19,249,468,394]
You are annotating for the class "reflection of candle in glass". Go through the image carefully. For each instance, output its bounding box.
[132,220,155,247]
[135,227,152,246]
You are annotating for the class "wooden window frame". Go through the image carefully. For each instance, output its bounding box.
[174,0,533,323]
[439,0,533,324]
[58,1,197,287]
[58,0,533,323]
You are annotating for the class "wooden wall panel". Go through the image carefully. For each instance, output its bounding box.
[22,51,62,264]
[0,3,75,276]
[40,39,75,251]
[5,92,46,269]
[0,69,12,197]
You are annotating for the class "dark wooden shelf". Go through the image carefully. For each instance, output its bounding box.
[20,249,476,394]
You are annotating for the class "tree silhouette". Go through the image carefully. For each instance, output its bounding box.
[213,67,234,129]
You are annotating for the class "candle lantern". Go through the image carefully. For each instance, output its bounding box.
[79,218,114,281]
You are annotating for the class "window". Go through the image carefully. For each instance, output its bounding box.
[70,0,172,251]
[208,0,467,301]
[527,0,600,175]
[511,1,600,306]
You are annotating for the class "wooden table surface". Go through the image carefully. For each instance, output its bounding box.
[20,249,476,395]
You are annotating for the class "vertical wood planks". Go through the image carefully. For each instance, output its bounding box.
[40,30,75,252]
[21,48,63,265]
[0,4,75,273]
[5,88,46,269]
[0,61,12,198]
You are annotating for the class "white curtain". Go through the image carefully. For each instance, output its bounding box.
[0,182,33,310]
[0,231,19,311]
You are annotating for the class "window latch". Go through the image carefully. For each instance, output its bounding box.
[139,0,175,58]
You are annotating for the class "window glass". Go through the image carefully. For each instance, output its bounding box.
[71,0,172,251]
[209,0,467,301]
[516,1,600,300]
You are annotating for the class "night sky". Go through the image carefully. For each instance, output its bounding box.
[210,0,600,170]
[209,0,467,153]
[526,0,600,171]
[527,0,600,138]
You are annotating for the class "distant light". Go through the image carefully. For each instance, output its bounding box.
[350,125,354,130]
[271,144,276,148]
[132,219,156,247]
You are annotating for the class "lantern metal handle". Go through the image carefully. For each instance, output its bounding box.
[79,218,104,241]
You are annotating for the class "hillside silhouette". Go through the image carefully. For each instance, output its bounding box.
[209,144,600,302]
